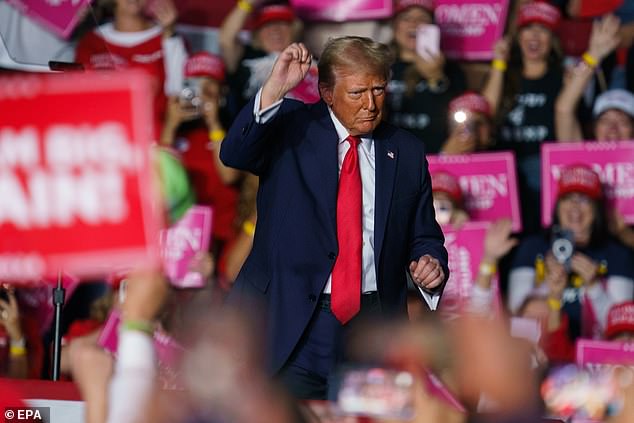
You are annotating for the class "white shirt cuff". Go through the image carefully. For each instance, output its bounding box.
[253,88,283,123]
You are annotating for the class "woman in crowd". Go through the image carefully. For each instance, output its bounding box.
[555,14,626,141]
[507,165,634,346]
[441,92,495,154]
[75,0,187,132]
[219,1,298,114]
[386,0,466,153]
[483,1,563,234]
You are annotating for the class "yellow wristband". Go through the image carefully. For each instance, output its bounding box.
[492,58,507,72]
[478,262,497,276]
[242,220,256,237]
[237,0,253,12]
[547,297,562,311]
[209,129,226,143]
[581,52,598,68]
[9,345,27,356]
[121,319,154,336]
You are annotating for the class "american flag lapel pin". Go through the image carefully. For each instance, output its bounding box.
[387,150,395,159]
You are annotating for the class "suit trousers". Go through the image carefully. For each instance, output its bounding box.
[276,292,382,400]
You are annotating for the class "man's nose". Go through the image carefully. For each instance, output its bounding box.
[364,92,377,111]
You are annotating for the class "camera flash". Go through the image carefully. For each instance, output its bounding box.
[454,110,467,123]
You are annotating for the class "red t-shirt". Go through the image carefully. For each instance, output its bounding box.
[75,24,168,131]
[175,125,239,243]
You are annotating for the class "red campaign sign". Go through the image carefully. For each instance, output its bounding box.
[435,0,510,61]
[0,71,163,282]
[541,141,634,227]
[428,152,522,232]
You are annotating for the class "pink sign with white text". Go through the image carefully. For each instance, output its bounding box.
[290,0,392,22]
[428,152,522,231]
[7,0,93,39]
[435,0,510,60]
[541,141,634,227]
[576,339,634,371]
[160,205,212,289]
[439,222,502,319]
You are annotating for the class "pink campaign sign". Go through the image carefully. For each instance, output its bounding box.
[428,152,522,231]
[7,0,93,39]
[439,222,502,318]
[435,0,510,60]
[160,205,212,289]
[576,339,634,370]
[541,141,634,227]
[290,0,392,22]
[98,309,185,390]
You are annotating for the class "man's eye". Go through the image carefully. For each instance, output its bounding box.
[372,87,385,95]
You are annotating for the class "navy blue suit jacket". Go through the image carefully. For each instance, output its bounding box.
[220,97,448,373]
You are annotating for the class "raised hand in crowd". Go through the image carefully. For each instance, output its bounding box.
[556,14,621,141]
[0,287,28,379]
[570,252,600,287]
[441,125,478,155]
[482,37,510,117]
[476,219,518,291]
[148,0,178,37]
[544,253,567,301]
[261,42,311,108]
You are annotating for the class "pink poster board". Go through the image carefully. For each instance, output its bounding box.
[428,152,522,231]
[439,222,502,318]
[7,0,93,39]
[290,0,392,22]
[576,339,634,370]
[160,205,212,289]
[98,309,185,390]
[541,141,634,227]
[435,0,510,60]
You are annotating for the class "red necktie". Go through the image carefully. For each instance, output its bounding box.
[331,135,362,324]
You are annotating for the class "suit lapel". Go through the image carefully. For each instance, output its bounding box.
[373,125,398,269]
[302,101,339,238]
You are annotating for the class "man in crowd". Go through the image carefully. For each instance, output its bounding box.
[220,36,448,399]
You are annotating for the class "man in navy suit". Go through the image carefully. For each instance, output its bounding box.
[220,36,448,399]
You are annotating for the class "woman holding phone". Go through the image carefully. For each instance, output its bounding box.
[386,0,466,153]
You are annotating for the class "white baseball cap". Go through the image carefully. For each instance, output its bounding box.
[593,89,634,119]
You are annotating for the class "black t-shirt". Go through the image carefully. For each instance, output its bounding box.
[386,59,466,153]
[497,67,563,160]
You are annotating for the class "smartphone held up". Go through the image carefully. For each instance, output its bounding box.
[416,24,441,61]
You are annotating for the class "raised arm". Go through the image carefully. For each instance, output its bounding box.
[481,38,510,117]
[555,15,621,141]
[219,0,259,73]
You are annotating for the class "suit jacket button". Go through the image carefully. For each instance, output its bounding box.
[241,126,248,135]
[308,294,316,302]
[328,252,336,260]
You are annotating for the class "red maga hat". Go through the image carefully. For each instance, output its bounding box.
[432,170,463,205]
[605,301,634,339]
[394,0,435,14]
[184,52,226,82]
[448,92,491,118]
[557,164,602,201]
[517,1,561,31]
[253,4,295,29]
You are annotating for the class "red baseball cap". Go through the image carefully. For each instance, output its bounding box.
[184,52,225,82]
[253,5,295,29]
[605,301,634,339]
[432,171,463,205]
[449,92,491,118]
[394,0,435,14]
[517,1,561,31]
[557,164,602,201]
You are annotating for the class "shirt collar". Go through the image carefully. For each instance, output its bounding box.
[327,106,373,147]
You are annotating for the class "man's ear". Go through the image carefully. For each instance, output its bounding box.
[319,83,333,106]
